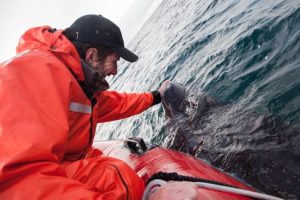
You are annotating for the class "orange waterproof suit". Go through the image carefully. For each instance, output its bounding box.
[0,26,153,199]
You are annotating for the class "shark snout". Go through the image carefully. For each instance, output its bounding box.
[161,82,187,117]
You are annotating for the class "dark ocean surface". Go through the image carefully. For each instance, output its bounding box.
[95,0,300,199]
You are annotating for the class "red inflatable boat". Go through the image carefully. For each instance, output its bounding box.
[91,138,283,200]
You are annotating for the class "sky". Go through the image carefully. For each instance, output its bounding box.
[0,0,162,62]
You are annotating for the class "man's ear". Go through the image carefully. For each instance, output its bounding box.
[85,48,98,63]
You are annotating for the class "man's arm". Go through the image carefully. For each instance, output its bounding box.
[94,90,159,123]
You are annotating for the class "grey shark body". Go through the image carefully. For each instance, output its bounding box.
[160,82,300,198]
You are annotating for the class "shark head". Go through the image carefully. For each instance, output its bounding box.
[161,81,217,122]
[161,82,187,118]
[161,82,202,153]
[160,81,219,154]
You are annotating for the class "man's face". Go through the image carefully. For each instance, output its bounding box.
[87,48,120,78]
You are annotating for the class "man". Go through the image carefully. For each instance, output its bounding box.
[0,14,199,199]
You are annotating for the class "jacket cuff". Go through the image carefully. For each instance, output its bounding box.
[151,90,162,105]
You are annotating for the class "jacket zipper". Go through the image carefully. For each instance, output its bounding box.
[110,164,129,200]
[89,97,97,145]
[82,98,96,159]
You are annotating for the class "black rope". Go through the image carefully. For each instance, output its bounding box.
[147,172,237,188]
[147,172,260,200]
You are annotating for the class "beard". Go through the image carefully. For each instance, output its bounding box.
[81,59,110,93]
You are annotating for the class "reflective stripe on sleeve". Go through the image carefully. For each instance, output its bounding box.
[69,102,92,114]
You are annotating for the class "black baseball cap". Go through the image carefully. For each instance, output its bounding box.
[69,14,138,62]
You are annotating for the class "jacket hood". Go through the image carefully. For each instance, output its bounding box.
[16,26,84,81]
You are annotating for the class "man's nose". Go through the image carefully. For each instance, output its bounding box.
[112,65,118,75]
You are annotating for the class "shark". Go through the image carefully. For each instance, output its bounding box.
[160,81,300,198]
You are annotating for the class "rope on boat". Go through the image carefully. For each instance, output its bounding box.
[142,179,284,200]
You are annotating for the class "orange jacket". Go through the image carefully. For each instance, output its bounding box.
[0,26,152,199]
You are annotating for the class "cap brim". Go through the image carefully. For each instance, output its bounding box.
[113,47,138,62]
